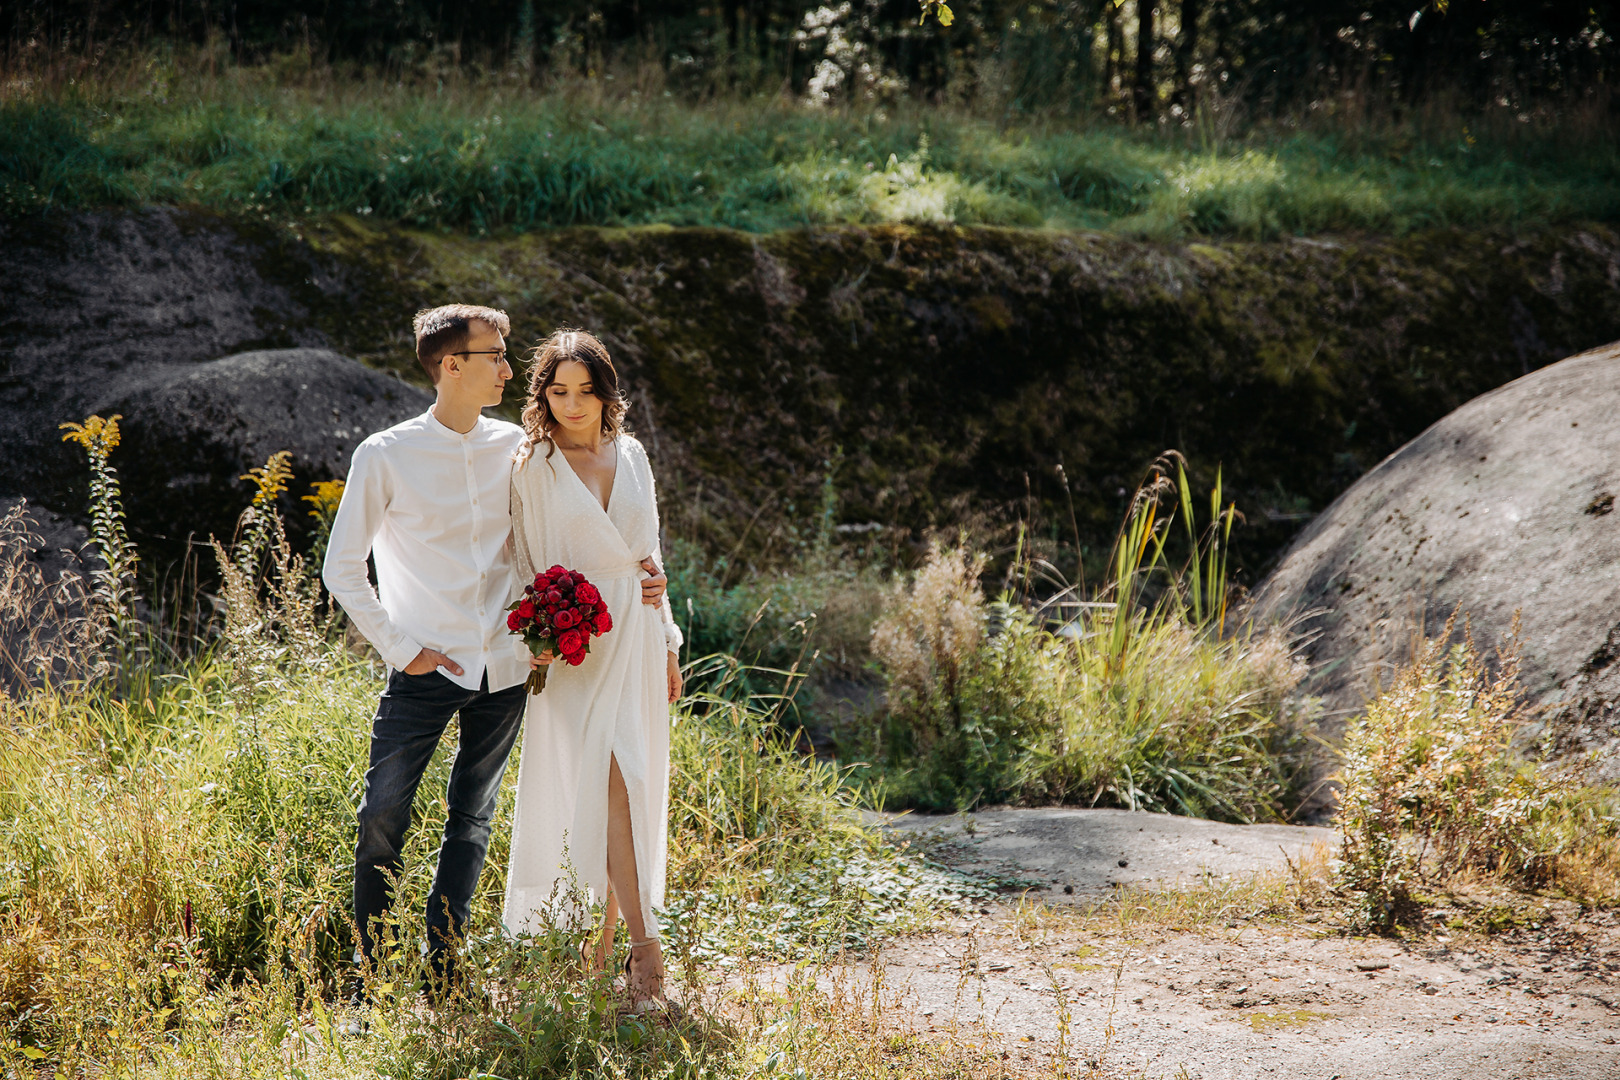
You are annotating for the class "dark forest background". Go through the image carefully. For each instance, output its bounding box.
[8,1,1617,119]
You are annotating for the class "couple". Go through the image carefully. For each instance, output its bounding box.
[322,304,683,1012]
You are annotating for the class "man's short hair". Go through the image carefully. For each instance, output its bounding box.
[412,304,512,383]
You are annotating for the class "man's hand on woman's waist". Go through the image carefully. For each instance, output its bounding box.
[639,557,667,607]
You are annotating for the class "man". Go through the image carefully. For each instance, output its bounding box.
[323,304,665,1008]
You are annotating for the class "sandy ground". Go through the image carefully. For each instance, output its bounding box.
[819,809,1620,1078]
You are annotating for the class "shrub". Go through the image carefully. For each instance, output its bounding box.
[864,461,1318,819]
[666,536,891,721]
[870,542,988,744]
[1337,615,1599,929]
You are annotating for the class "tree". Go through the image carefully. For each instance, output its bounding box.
[1133,0,1155,121]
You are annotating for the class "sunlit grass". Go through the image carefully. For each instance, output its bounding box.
[0,644,990,1074]
[3,52,1616,236]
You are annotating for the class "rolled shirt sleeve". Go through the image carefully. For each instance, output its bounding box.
[322,441,423,672]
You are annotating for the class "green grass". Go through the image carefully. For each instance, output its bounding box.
[0,645,988,1075]
[4,54,1618,237]
[0,434,1005,1078]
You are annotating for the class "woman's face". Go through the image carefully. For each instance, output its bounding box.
[546,359,605,440]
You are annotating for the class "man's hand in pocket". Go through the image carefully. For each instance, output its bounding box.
[404,648,464,676]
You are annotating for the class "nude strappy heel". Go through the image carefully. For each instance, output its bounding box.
[623,938,666,1013]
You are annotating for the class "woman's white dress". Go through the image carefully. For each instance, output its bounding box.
[502,434,682,939]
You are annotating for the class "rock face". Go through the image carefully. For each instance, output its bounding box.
[1250,343,1620,741]
[0,209,422,563]
[7,208,1620,577]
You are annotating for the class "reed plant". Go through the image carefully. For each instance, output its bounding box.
[0,500,107,693]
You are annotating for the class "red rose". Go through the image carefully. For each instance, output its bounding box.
[593,611,613,634]
[575,582,600,605]
[506,611,523,632]
[554,608,579,630]
[545,589,563,605]
[558,628,584,655]
[569,571,586,585]
[517,599,536,620]
[563,649,587,667]
[594,599,608,614]
[547,565,567,579]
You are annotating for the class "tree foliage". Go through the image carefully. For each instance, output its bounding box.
[7,1,1617,117]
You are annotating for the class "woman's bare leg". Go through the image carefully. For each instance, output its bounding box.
[606,755,664,1001]
[593,888,619,974]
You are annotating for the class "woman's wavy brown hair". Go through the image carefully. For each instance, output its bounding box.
[518,328,629,464]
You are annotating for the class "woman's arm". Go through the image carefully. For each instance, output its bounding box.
[510,472,538,588]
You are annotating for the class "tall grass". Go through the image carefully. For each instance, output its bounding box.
[863,459,1318,820]
[3,48,1617,237]
[0,413,990,1076]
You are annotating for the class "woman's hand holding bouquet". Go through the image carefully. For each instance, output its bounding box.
[507,565,612,694]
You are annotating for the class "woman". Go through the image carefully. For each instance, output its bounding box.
[501,329,683,1009]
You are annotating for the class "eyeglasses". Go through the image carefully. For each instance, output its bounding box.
[450,349,508,364]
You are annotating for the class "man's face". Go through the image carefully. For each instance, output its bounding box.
[446,320,512,407]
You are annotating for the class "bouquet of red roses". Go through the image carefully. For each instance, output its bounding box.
[506,565,612,694]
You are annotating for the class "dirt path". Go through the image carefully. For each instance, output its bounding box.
[846,809,1620,1078]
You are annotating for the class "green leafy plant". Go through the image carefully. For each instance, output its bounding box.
[1337,614,1592,930]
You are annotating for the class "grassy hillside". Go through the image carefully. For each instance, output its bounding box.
[4,56,1618,238]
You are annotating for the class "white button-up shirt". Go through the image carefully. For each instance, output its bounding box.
[323,409,528,693]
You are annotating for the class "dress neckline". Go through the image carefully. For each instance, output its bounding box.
[553,435,618,516]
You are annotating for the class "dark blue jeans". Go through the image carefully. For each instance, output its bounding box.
[353,669,526,981]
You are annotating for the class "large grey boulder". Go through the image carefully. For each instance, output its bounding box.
[83,349,429,558]
[0,208,423,566]
[1250,342,1620,748]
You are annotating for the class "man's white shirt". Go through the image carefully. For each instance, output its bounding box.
[323,409,528,693]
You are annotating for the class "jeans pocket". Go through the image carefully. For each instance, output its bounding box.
[391,668,449,691]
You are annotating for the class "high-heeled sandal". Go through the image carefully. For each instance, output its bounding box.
[622,938,666,1013]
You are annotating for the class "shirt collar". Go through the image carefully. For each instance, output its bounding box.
[425,407,483,440]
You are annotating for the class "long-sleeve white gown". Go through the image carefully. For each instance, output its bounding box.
[502,433,683,940]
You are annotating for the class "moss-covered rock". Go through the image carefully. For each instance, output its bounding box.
[4,208,1619,578]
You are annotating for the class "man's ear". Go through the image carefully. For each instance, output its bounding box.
[440,353,462,381]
